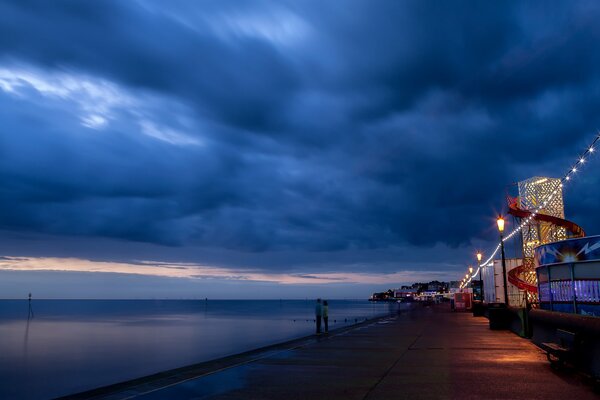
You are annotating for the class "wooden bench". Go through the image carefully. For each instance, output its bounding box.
[540,329,577,369]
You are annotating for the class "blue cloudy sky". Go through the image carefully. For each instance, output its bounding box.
[1,0,600,298]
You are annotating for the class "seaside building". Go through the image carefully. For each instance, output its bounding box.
[481,258,521,304]
[394,289,418,299]
[369,289,395,301]
[449,281,462,289]
[530,235,600,378]
[371,282,451,301]
[535,235,600,316]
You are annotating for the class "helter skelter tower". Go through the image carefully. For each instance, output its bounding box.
[519,177,567,257]
[507,176,584,305]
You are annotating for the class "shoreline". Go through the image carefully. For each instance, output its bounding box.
[57,310,399,400]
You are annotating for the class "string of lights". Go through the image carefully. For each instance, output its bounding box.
[459,132,600,289]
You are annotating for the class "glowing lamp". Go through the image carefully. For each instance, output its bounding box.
[469,266,473,274]
[497,216,505,233]
[476,252,482,262]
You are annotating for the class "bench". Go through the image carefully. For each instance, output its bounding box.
[540,329,577,369]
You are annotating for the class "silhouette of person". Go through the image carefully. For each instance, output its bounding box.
[315,298,322,334]
[323,300,329,333]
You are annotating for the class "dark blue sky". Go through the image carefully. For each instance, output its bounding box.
[1,0,600,298]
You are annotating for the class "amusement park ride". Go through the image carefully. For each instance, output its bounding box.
[506,176,585,304]
[460,132,600,310]
[458,135,600,379]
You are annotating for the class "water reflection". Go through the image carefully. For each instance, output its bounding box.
[137,364,248,400]
[23,316,31,358]
[0,300,395,399]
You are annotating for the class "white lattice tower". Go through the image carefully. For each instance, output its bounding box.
[518,176,567,258]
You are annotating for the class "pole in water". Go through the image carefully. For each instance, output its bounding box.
[28,293,34,319]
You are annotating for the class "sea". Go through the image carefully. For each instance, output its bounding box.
[0,299,397,399]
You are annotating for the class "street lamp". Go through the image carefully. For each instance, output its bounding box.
[497,215,509,305]
[497,216,505,233]
[477,252,483,301]
[469,266,473,274]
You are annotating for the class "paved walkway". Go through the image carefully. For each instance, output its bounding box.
[72,305,598,400]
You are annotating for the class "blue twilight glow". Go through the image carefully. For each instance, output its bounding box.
[2,1,600,298]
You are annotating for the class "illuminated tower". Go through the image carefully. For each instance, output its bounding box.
[517,176,567,258]
[506,176,583,306]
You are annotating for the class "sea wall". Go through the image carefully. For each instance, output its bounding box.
[529,309,600,378]
[506,307,531,338]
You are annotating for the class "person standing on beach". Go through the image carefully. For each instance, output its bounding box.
[315,298,322,334]
[323,300,329,334]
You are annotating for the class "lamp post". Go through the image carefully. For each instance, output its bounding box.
[477,252,483,301]
[497,216,509,306]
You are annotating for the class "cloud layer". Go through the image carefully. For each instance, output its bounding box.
[0,255,455,285]
[1,1,600,287]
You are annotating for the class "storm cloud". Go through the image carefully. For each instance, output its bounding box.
[1,1,600,285]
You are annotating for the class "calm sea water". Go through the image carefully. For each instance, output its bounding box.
[0,299,397,399]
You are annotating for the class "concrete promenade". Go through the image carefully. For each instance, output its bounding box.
[69,304,598,400]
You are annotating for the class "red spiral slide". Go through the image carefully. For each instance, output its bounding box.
[506,197,585,294]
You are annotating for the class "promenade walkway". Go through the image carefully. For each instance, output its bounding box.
[69,304,598,400]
